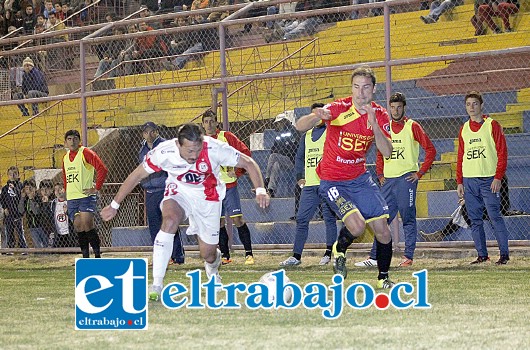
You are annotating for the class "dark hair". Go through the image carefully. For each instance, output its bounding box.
[23,179,36,188]
[201,109,216,122]
[311,102,325,110]
[351,66,376,86]
[465,91,483,104]
[389,92,406,106]
[40,179,54,189]
[177,123,204,145]
[8,166,18,172]
[64,129,80,140]
[105,12,117,20]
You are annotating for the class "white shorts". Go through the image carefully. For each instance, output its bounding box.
[162,191,222,245]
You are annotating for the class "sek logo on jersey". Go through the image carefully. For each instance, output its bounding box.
[386,148,405,160]
[66,173,79,183]
[75,258,148,330]
[466,148,486,160]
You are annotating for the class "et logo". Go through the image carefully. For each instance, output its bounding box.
[75,258,148,330]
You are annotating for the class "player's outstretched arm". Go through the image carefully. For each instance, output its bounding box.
[101,165,150,221]
[235,153,270,209]
[295,109,328,132]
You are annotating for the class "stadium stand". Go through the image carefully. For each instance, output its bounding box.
[0,0,529,248]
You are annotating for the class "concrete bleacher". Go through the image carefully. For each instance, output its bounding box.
[2,1,530,246]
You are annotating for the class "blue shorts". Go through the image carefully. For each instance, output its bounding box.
[221,186,242,219]
[319,171,389,223]
[67,195,97,222]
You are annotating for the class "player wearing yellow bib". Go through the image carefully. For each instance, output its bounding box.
[202,110,256,265]
[279,103,338,267]
[62,130,108,258]
[355,92,436,268]
[456,92,509,265]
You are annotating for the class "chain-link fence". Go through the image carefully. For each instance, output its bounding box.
[0,0,529,253]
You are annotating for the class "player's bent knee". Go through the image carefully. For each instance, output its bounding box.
[343,219,365,237]
[201,244,219,263]
[160,213,182,232]
[233,216,245,226]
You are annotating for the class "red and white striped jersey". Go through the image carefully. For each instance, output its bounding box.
[143,136,241,202]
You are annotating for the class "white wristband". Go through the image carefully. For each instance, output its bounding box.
[255,187,267,196]
[110,200,120,210]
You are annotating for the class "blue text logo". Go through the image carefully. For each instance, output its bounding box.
[159,269,431,319]
[75,258,148,330]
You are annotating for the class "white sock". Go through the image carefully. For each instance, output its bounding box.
[204,249,221,277]
[152,231,174,287]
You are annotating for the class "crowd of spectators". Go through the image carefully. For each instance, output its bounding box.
[0,0,525,82]
[0,0,95,37]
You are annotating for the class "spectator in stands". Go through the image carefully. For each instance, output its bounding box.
[207,0,229,22]
[420,175,527,241]
[265,114,300,198]
[0,166,28,252]
[191,0,209,11]
[201,110,256,265]
[139,122,185,265]
[280,103,338,267]
[62,3,74,26]
[266,0,297,29]
[0,7,7,36]
[354,92,436,268]
[282,16,321,40]
[157,0,173,13]
[35,14,45,28]
[18,179,49,248]
[47,12,68,41]
[456,91,509,265]
[173,0,194,12]
[22,4,36,34]
[165,15,192,69]
[166,16,219,70]
[471,0,519,35]
[30,23,48,71]
[62,129,108,258]
[13,57,48,116]
[265,1,321,42]
[3,0,21,26]
[351,0,385,19]
[0,27,22,73]
[110,24,139,76]
[420,0,458,24]
[8,7,23,28]
[138,5,162,29]
[140,0,158,12]
[104,11,118,22]
[132,21,168,73]
[42,0,54,19]
[78,0,93,24]
[94,27,128,78]
[54,2,65,20]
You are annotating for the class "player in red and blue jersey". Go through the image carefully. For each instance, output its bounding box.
[296,66,395,288]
